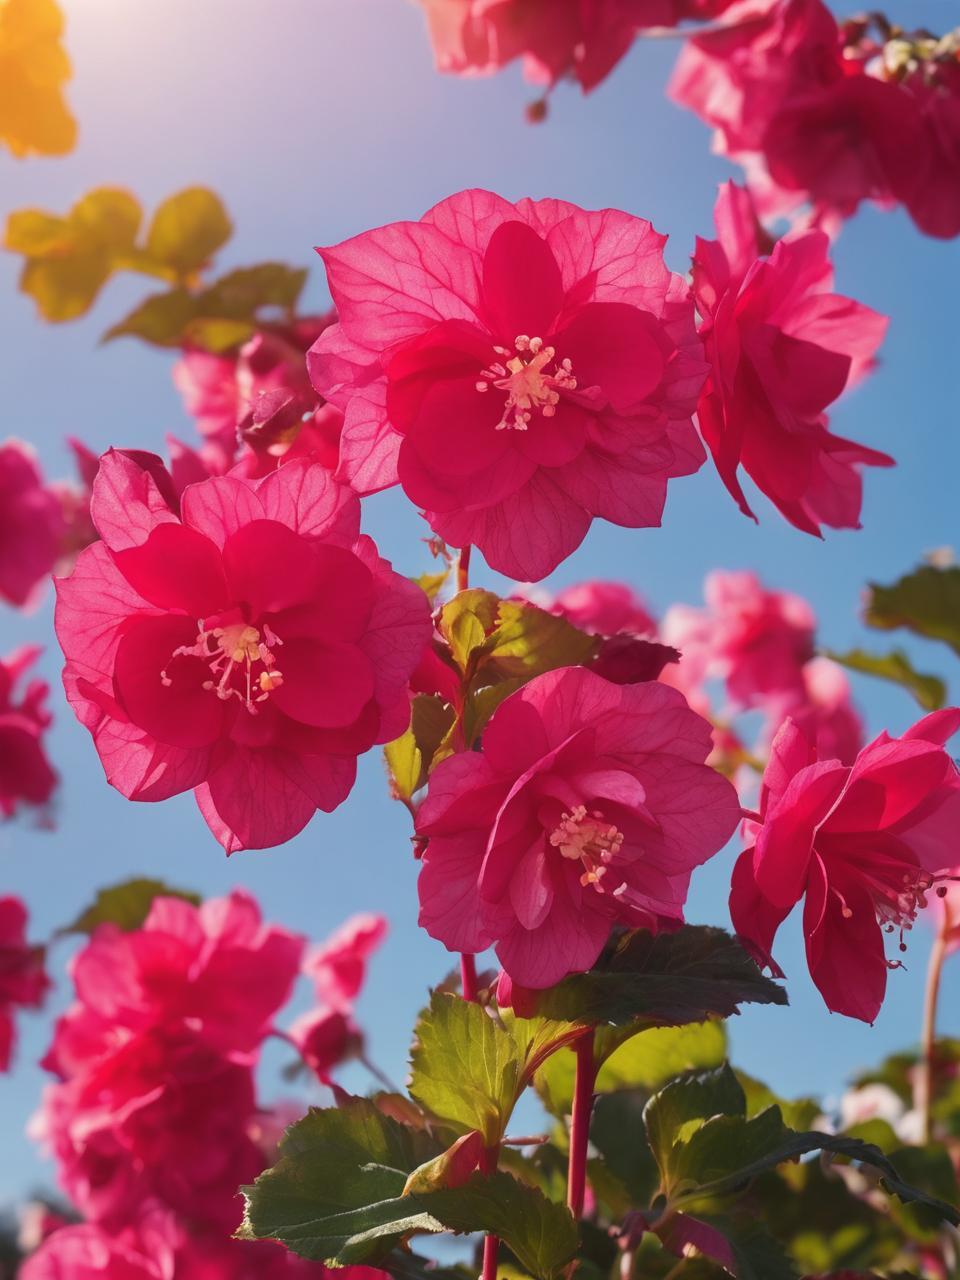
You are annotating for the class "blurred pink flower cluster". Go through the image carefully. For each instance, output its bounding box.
[25,890,386,1278]
[670,0,960,237]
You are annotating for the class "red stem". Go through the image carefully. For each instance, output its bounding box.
[567,1031,597,1217]
[480,1144,500,1280]
[461,952,479,1002]
[457,545,472,593]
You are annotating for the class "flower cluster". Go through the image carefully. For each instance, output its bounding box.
[0,645,58,819]
[670,2,960,237]
[416,0,739,95]
[26,889,385,1277]
[309,188,707,579]
[55,450,430,852]
[0,896,49,1071]
[172,313,344,480]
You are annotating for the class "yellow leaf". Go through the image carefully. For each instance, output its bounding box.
[0,0,76,158]
[20,253,111,321]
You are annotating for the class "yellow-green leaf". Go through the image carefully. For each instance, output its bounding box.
[3,209,70,254]
[145,187,232,276]
[866,565,960,657]
[439,589,500,671]
[21,253,111,321]
[70,187,141,250]
[825,647,946,711]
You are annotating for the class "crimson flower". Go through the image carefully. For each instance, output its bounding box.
[309,188,707,579]
[417,668,740,987]
[55,451,430,851]
[0,439,65,608]
[692,183,892,534]
[730,710,960,1022]
[0,896,49,1071]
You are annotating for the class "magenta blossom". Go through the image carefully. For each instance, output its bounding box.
[531,580,658,638]
[0,896,49,1071]
[661,570,816,711]
[303,912,387,1010]
[0,646,58,820]
[55,451,430,851]
[417,668,740,987]
[0,439,66,609]
[309,189,707,580]
[692,183,892,534]
[731,710,960,1022]
[760,656,864,767]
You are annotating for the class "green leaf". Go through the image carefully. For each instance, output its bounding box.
[182,315,256,352]
[242,1101,576,1278]
[480,598,597,681]
[409,994,581,1144]
[241,1098,443,1262]
[102,287,198,346]
[537,926,787,1029]
[145,187,232,275]
[824,647,946,711]
[384,694,456,803]
[60,877,201,936]
[439,589,500,671]
[644,1064,747,1192]
[735,1072,819,1133]
[536,1022,727,1118]
[883,1143,960,1244]
[426,1172,577,1279]
[865,565,960,657]
[590,1091,660,1207]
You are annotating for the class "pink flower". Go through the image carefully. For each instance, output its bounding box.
[0,896,49,1071]
[730,709,960,1022]
[36,1029,263,1228]
[47,891,303,1070]
[0,439,66,608]
[173,316,340,456]
[309,189,707,579]
[303,913,387,1009]
[418,0,698,92]
[288,913,387,1082]
[535,580,658,638]
[0,646,58,819]
[692,183,892,534]
[661,570,816,711]
[55,451,430,852]
[417,667,740,987]
[20,1208,344,1280]
[760,656,864,766]
[903,60,960,241]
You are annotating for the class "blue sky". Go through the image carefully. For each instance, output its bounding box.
[1,0,958,1205]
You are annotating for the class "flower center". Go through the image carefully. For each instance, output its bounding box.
[161,620,284,715]
[549,805,624,891]
[833,861,959,969]
[476,335,577,431]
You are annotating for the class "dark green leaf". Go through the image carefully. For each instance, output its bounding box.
[883,1144,960,1244]
[824,647,946,711]
[865,565,960,657]
[735,1072,819,1133]
[537,926,787,1028]
[644,1065,746,1192]
[60,877,201,935]
[242,1101,575,1278]
[590,1091,660,1207]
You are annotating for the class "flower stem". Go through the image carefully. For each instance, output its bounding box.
[567,1030,597,1217]
[461,952,479,1002]
[917,910,953,1144]
[480,1144,500,1280]
[457,545,472,593]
